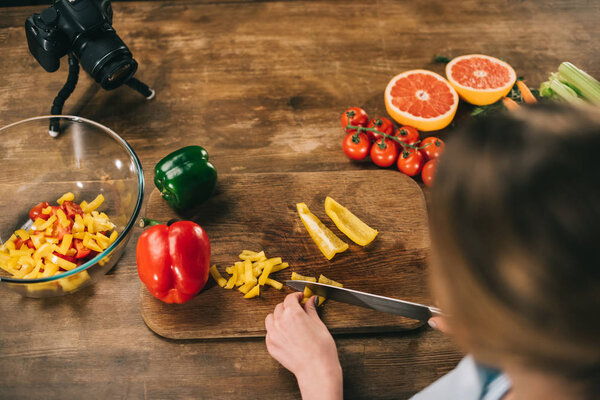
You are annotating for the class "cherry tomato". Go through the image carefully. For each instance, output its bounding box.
[395,126,420,145]
[420,137,445,160]
[29,201,50,221]
[55,223,72,241]
[370,137,399,168]
[74,239,92,259]
[366,117,394,141]
[397,148,425,177]
[341,107,369,134]
[421,159,439,187]
[342,132,371,160]
[61,201,83,219]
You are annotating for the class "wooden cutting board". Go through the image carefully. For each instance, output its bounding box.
[140,170,431,339]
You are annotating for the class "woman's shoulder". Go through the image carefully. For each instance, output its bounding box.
[410,356,511,400]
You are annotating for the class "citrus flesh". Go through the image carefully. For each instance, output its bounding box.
[384,70,458,132]
[446,54,516,106]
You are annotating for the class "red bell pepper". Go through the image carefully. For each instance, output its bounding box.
[136,219,211,304]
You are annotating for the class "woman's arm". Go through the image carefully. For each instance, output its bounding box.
[265,292,343,400]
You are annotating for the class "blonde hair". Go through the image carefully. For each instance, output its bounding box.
[430,104,600,394]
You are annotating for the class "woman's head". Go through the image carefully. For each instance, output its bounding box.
[429,103,600,384]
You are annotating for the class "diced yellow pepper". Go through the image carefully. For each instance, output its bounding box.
[209,265,227,287]
[301,286,314,304]
[271,262,289,273]
[264,278,283,290]
[318,274,344,288]
[73,214,85,233]
[235,262,245,286]
[35,215,57,231]
[33,243,55,262]
[324,196,378,246]
[243,284,260,299]
[225,265,235,274]
[291,272,316,282]
[58,271,90,292]
[23,260,43,279]
[238,281,256,295]
[258,258,282,286]
[10,249,32,257]
[57,192,75,205]
[15,229,30,240]
[82,194,104,213]
[41,206,53,214]
[18,255,35,266]
[66,248,77,257]
[83,235,103,253]
[80,200,88,209]
[56,209,71,228]
[41,262,59,277]
[224,269,238,289]
[49,254,76,271]
[296,202,348,260]
[108,231,118,245]
[243,260,256,284]
[58,234,73,255]
[95,233,110,250]
[73,232,86,240]
[83,214,95,233]
[239,250,266,262]
[30,234,45,249]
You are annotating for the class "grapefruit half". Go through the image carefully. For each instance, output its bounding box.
[446,54,516,106]
[384,70,458,132]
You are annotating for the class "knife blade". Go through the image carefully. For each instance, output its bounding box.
[285,280,443,321]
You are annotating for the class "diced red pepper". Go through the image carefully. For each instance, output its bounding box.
[74,239,91,259]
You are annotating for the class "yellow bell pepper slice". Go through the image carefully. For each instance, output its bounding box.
[264,278,283,290]
[209,265,227,287]
[291,272,316,282]
[296,202,348,260]
[224,268,238,289]
[238,281,256,295]
[243,284,260,299]
[15,229,30,240]
[270,262,289,273]
[318,274,343,288]
[57,234,73,255]
[57,192,75,205]
[324,196,378,246]
[82,194,104,213]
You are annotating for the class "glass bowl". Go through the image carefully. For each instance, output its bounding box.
[0,115,144,297]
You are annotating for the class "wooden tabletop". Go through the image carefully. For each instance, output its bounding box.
[1,1,599,398]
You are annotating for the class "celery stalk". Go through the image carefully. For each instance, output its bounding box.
[557,62,600,105]
[549,76,586,105]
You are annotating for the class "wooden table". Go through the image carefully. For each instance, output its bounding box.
[1,1,598,398]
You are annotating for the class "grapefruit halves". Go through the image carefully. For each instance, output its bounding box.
[446,54,516,106]
[384,70,458,132]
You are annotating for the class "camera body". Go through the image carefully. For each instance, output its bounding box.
[26,0,137,89]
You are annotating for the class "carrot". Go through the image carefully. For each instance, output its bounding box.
[516,80,537,104]
[502,97,520,110]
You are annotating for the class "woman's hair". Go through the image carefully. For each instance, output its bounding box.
[430,103,600,391]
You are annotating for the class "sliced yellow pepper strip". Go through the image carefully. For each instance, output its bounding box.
[243,284,260,299]
[270,262,289,273]
[258,257,283,286]
[264,278,283,290]
[57,192,75,205]
[324,196,378,246]
[239,250,266,262]
[291,272,316,282]
[15,229,30,240]
[57,234,73,255]
[41,206,53,215]
[296,202,348,260]
[318,274,343,288]
[238,281,256,295]
[209,265,227,287]
[48,254,77,271]
[224,268,238,289]
[244,260,256,284]
[58,271,90,292]
[82,194,104,213]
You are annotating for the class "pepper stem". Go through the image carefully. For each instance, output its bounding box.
[139,218,162,228]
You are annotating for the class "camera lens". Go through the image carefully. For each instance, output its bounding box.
[75,29,137,90]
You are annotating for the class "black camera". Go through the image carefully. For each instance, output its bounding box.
[26,0,137,90]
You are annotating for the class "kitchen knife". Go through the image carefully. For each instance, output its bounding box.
[285,280,443,321]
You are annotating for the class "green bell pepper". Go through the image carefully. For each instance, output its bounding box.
[154,145,218,211]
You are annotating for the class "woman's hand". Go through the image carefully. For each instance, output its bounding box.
[265,292,343,400]
[428,316,450,333]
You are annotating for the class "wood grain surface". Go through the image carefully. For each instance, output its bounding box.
[1,0,599,399]
[141,171,429,339]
